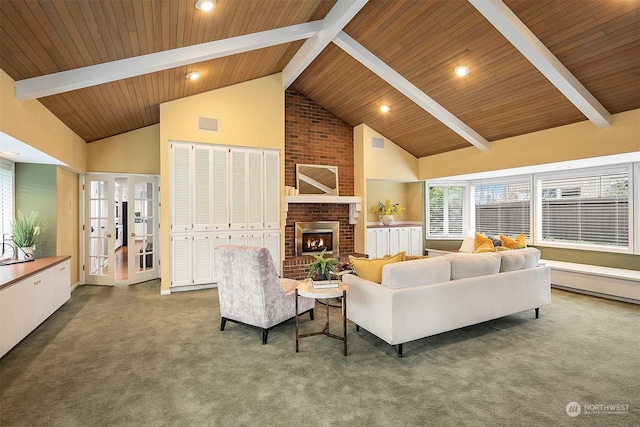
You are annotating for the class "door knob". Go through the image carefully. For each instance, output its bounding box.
[107,233,112,238]
[131,233,136,237]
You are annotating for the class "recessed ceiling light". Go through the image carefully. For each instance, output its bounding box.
[195,0,215,11]
[380,104,391,113]
[455,66,470,77]
[186,71,200,81]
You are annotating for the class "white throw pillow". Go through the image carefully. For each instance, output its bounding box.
[459,236,476,253]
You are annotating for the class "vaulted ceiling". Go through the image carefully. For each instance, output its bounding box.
[1,0,638,159]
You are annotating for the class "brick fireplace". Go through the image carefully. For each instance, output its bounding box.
[283,90,363,279]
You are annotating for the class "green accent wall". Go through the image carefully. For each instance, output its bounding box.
[15,164,57,258]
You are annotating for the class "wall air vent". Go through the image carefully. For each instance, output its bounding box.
[198,117,218,131]
[372,137,384,149]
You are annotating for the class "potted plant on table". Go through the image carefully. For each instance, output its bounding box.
[371,200,405,226]
[307,248,339,281]
[12,211,48,261]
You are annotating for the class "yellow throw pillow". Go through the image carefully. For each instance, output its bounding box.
[473,240,495,253]
[500,233,527,249]
[474,232,492,251]
[349,252,405,283]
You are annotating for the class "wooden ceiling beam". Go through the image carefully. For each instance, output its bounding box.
[15,21,323,101]
[282,0,368,89]
[470,0,612,128]
[333,31,491,152]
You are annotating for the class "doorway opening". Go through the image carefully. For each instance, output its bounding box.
[83,173,159,286]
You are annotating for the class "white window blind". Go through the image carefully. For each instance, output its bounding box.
[475,180,530,238]
[428,185,464,237]
[539,167,629,249]
[0,159,13,240]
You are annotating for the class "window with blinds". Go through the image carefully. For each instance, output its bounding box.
[538,166,630,250]
[428,185,464,238]
[0,159,13,240]
[475,180,531,238]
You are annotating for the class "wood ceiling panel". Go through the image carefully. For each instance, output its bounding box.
[505,0,640,114]
[293,44,470,158]
[39,42,303,142]
[0,0,334,80]
[345,0,585,146]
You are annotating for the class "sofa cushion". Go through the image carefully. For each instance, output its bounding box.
[446,252,501,280]
[499,247,541,272]
[500,233,527,249]
[350,252,405,284]
[381,256,451,289]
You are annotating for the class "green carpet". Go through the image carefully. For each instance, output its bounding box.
[1,281,638,426]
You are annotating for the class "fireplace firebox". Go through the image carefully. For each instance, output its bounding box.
[295,221,340,256]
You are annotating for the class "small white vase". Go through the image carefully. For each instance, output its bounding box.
[382,215,395,226]
[18,246,34,261]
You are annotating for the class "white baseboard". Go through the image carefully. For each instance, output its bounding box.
[169,283,217,293]
[70,281,80,293]
[552,284,639,305]
[160,289,171,296]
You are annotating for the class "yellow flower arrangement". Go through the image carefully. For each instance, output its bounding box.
[371,200,405,216]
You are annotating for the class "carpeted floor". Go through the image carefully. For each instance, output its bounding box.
[1,281,638,427]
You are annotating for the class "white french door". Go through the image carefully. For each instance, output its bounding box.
[84,175,116,285]
[127,176,159,284]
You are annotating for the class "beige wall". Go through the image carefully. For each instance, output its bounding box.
[87,125,160,174]
[419,109,640,180]
[159,74,285,292]
[0,70,87,173]
[353,124,420,253]
[366,181,423,223]
[57,167,80,285]
[0,70,84,285]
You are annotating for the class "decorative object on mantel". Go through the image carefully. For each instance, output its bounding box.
[371,200,405,226]
[12,210,48,262]
[306,248,339,282]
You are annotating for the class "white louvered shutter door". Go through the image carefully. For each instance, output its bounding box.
[246,150,263,230]
[211,147,229,231]
[193,146,211,231]
[230,150,247,230]
[171,144,192,233]
[263,151,280,229]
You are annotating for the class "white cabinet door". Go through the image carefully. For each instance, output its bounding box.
[193,146,212,232]
[0,285,17,358]
[410,227,423,256]
[263,151,280,230]
[211,233,230,283]
[211,146,229,231]
[171,235,192,287]
[263,232,281,275]
[229,150,247,230]
[171,144,192,233]
[367,229,378,258]
[247,232,263,248]
[388,228,400,255]
[229,232,248,246]
[34,271,52,326]
[246,150,264,230]
[51,260,71,312]
[193,234,213,285]
[397,227,411,254]
[16,278,36,342]
[375,229,390,258]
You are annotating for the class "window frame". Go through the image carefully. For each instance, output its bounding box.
[471,175,533,244]
[533,163,634,254]
[0,158,14,241]
[426,182,467,239]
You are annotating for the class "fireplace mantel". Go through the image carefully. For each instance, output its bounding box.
[284,195,362,224]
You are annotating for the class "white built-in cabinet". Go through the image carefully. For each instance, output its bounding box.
[170,142,281,290]
[1,258,70,358]
[366,226,423,259]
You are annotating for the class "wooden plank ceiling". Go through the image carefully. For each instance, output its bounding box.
[0,0,638,159]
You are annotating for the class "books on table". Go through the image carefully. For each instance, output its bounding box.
[312,281,339,289]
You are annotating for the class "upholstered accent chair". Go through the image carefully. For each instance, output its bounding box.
[214,245,315,344]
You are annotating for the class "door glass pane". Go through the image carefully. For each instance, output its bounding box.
[89,180,109,276]
[134,181,154,272]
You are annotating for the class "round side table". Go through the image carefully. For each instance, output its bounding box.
[295,280,348,356]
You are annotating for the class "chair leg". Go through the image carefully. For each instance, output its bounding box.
[220,317,227,331]
[262,329,269,345]
[356,324,360,332]
[535,307,540,319]
[396,344,403,357]
[309,308,314,321]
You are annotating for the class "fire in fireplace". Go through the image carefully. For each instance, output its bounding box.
[295,221,340,256]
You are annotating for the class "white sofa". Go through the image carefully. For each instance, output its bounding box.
[343,248,550,357]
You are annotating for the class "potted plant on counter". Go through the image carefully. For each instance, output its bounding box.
[371,200,405,226]
[12,210,48,261]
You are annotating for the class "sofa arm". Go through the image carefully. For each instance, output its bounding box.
[343,274,395,345]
